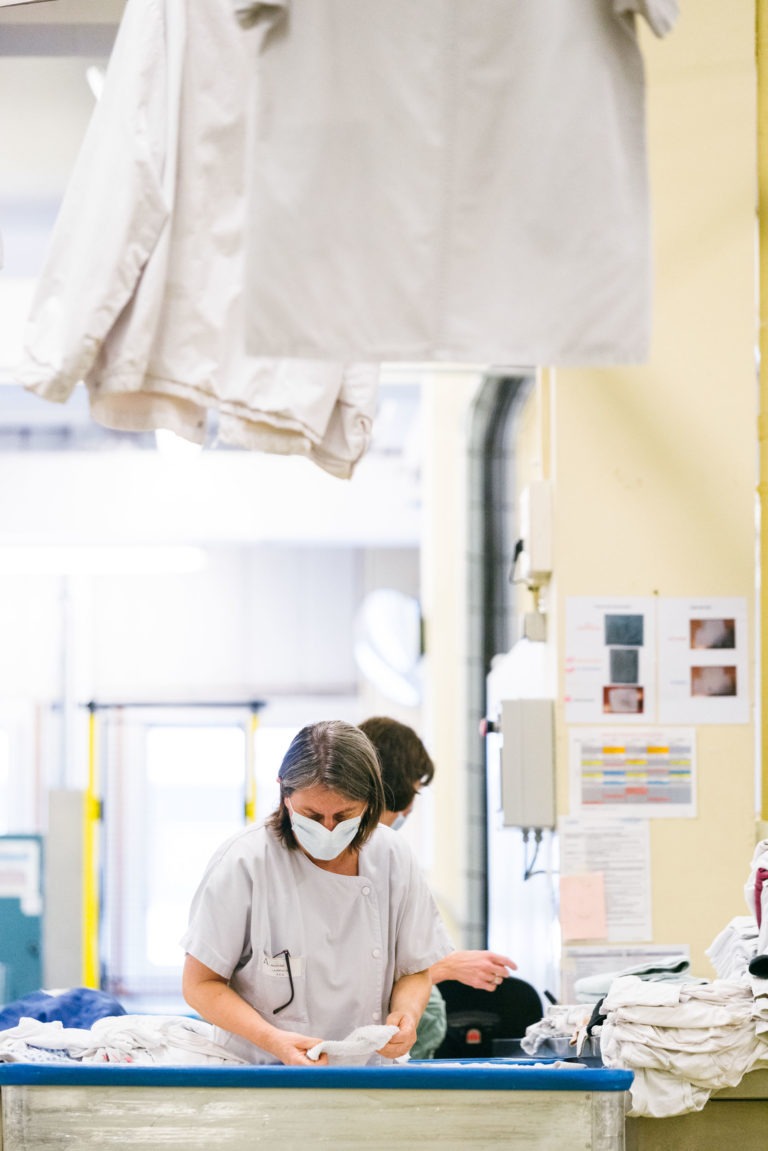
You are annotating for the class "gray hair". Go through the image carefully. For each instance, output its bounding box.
[268,720,384,850]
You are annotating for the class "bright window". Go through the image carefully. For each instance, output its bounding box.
[253,724,298,821]
[144,725,246,967]
[102,718,248,1007]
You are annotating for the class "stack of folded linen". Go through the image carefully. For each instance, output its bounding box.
[750,971,768,1038]
[599,974,768,1118]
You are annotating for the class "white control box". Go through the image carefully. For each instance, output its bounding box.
[518,480,553,584]
[500,698,556,829]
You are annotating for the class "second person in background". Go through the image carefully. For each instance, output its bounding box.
[359,715,518,1059]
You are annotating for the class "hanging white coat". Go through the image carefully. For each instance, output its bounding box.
[239,0,679,366]
[17,0,378,479]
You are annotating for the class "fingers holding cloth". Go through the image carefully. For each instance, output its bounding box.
[307,1023,400,1065]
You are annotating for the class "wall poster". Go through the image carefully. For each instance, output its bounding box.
[569,726,696,818]
[565,595,749,726]
[565,597,656,724]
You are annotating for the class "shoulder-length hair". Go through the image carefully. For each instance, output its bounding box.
[267,720,384,851]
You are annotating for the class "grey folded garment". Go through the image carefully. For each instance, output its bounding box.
[574,956,694,1004]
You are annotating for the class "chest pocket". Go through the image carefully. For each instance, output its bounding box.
[238,949,308,1024]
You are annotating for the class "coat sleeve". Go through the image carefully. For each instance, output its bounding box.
[16,0,176,401]
[179,837,255,979]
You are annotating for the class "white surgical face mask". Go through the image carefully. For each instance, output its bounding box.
[288,806,362,861]
[390,813,407,831]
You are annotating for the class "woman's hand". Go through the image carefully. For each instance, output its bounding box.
[431,950,517,991]
[379,1011,418,1059]
[267,1028,328,1066]
[382,969,431,1058]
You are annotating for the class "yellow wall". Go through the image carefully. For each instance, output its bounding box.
[551,2,758,973]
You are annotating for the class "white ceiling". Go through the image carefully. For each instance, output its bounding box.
[0,1,427,547]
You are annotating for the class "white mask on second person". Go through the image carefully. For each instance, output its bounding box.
[288,806,362,861]
[390,813,407,831]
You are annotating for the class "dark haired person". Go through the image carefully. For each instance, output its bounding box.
[360,716,518,1057]
[182,720,452,1066]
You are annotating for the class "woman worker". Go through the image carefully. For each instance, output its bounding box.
[181,719,453,1066]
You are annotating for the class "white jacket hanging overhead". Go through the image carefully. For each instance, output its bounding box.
[239,0,678,366]
[16,0,378,480]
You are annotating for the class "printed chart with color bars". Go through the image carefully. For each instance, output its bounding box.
[571,729,696,817]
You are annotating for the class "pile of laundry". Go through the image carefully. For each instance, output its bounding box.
[564,840,768,1118]
[597,973,768,1118]
[594,836,768,1122]
[0,1013,248,1066]
[519,1004,594,1058]
[0,985,247,1067]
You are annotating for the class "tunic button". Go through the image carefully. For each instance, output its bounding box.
[372,948,381,958]
[361,886,371,896]
[372,1011,381,1021]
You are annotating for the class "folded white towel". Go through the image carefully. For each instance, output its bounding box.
[307,1024,398,1066]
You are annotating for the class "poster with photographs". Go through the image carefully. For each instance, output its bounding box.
[657,597,749,724]
[565,597,656,724]
[565,595,750,726]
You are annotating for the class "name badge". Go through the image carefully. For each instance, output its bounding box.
[260,952,304,977]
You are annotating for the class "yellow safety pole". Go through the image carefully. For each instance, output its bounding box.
[82,702,101,986]
[758,0,768,821]
[244,709,259,823]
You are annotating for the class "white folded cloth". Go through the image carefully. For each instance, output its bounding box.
[706,916,759,980]
[307,1024,398,1065]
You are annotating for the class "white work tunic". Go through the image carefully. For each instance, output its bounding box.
[180,822,453,1064]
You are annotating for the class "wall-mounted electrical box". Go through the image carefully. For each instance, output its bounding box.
[500,698,556,829]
